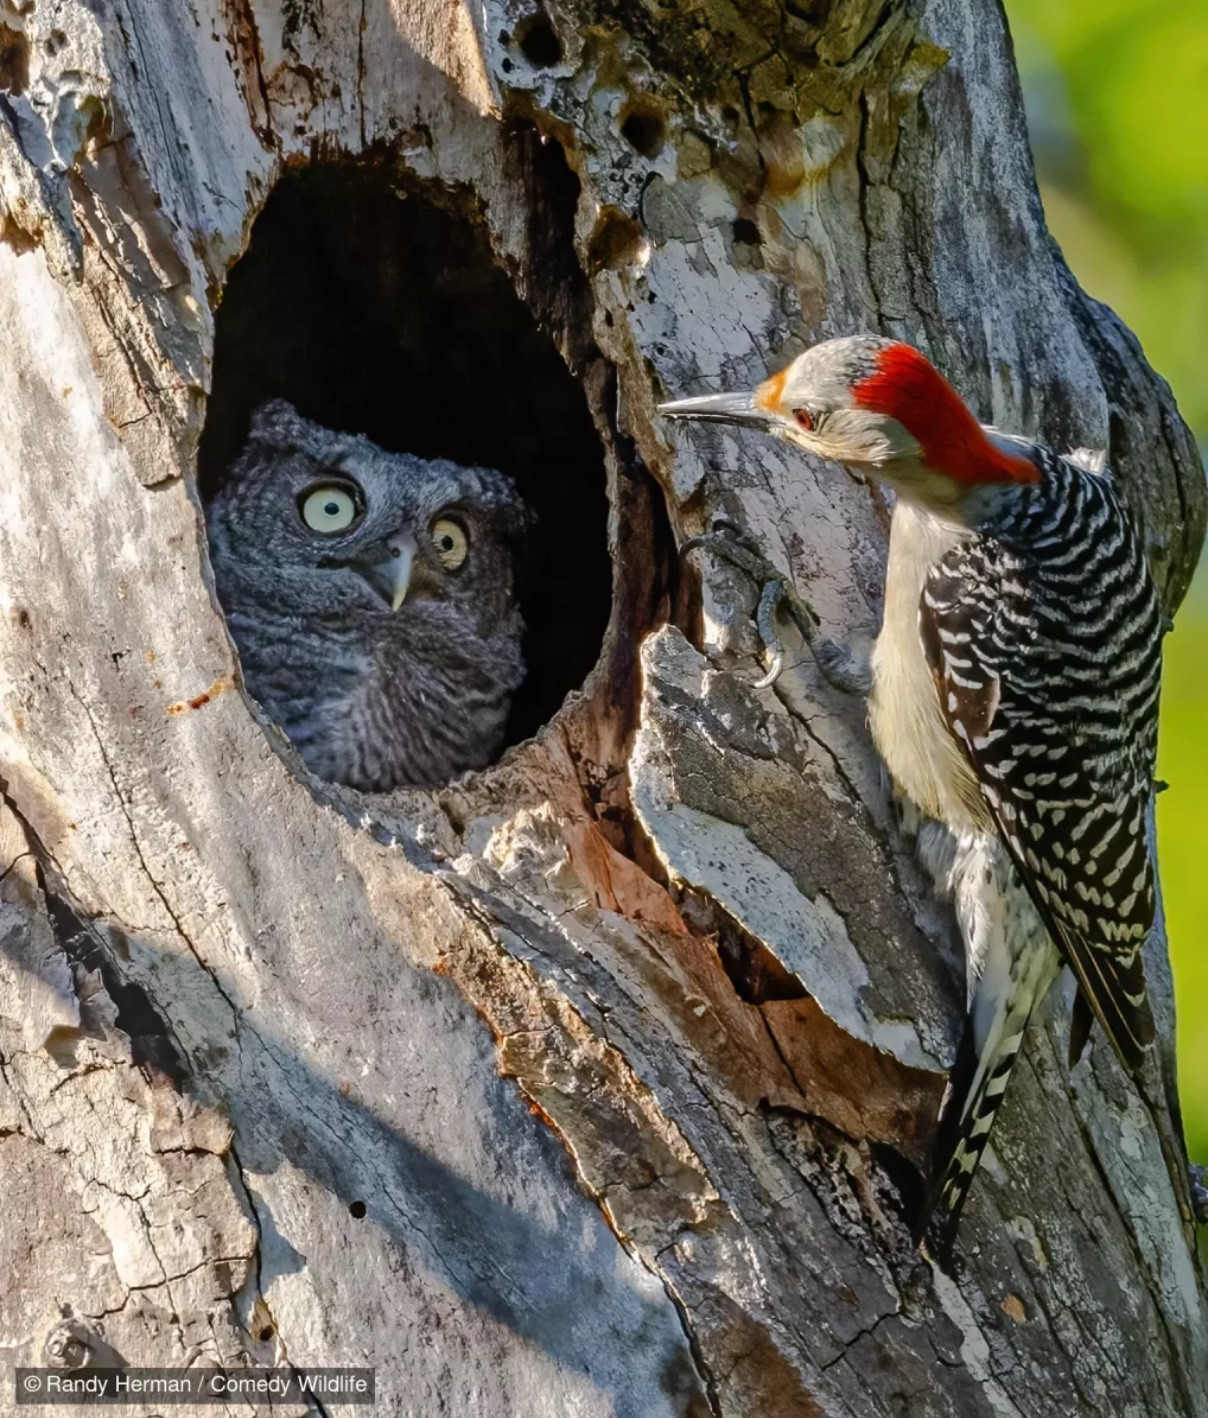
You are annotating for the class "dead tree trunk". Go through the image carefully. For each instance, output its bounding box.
[1,0,1205,1413]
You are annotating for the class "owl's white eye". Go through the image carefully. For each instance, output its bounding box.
[430,517,469,570]
[301,484,361,534]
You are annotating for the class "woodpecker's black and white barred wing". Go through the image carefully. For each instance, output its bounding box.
[919,448,1161,1074]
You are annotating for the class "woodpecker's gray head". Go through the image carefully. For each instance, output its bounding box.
[660,335,1039,507]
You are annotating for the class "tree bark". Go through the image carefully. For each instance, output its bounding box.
[1,0,1205,1414]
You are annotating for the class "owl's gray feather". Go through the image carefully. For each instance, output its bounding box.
[207,400,527,791]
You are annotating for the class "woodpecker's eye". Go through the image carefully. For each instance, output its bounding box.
[299,482,363,534]
[430,516,469,570]
[793,408,815,431]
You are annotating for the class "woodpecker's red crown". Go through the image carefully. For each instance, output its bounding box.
[843,342,1039,487]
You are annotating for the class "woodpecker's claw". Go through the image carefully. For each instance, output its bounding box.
[753,580,788,688]
[680,521,819,688]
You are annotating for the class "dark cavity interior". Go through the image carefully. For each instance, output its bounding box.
[199,164,613,754]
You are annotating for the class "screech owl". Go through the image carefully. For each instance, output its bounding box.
[207,400,527,792]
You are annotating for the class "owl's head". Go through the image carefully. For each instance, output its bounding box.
[207,401,527,631]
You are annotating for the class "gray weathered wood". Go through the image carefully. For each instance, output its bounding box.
[1,0,1204,1413]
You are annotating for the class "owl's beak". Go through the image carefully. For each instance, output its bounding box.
[356,531,416,612]
[384,533,416,612]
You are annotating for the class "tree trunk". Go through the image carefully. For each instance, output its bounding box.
[1,0,1205,1413]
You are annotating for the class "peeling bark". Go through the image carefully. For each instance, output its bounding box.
[0,0,1204,1413]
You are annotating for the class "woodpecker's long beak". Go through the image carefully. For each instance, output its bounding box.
[658,390,774,431]
[355,531,416,612]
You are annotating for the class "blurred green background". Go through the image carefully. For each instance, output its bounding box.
[1002,0,1208,1156]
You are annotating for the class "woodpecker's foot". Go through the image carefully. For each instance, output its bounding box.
[1190,1164,1208,1225]
[811,634,873,696]
[681,521,819,688]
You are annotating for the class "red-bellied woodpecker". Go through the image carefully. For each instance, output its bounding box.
[660,335,1170,1257]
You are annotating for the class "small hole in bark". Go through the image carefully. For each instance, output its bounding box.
[258,1325,275,1341]
[620,105,665,158]
[732,217,762,246]
[516,14,562,67]
[349,1200,367,1219]
[0,24,30,93]
[199,155,646,797]
[587,208,643,273]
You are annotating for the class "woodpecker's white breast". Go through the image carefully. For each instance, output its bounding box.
[868,499,992,834]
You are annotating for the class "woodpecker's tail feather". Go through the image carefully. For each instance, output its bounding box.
[921,832,1156,1260]
[918,841,1061,1262]
[918,975,1046,1262]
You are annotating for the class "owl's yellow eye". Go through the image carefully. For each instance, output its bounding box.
[430,517,469,570]
[301,484,361,534]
